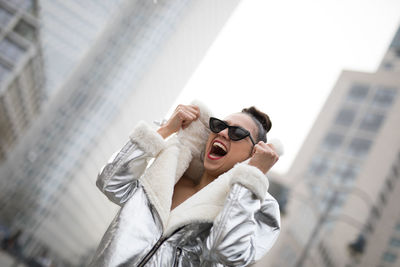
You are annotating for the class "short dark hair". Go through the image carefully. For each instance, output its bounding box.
[241,106,272,143]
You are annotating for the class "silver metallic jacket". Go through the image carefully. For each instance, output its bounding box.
[89,102,281,267]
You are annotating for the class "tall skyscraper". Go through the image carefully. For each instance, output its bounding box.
[0,0,45,162]
[257,25,400,267]
[0,0,241,265]
[38,0,126,99]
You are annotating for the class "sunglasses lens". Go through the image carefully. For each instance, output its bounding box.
[209,118,226,133]
[229,127,248,140]
[209,117,252,142]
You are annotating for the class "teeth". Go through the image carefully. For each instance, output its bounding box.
[213,142,227,152]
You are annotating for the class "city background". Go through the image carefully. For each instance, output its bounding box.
[0,0,399,266]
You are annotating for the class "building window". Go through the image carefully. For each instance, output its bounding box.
[386,178,394,192]
[359,113,385,132]
[347,138,372,158]
[382,252,397,263]
[372,87,397,108]
[392,164,399,179]
[14,20,36,42]
[0,62,10,81]
[379,191,387,205]
[10,0,35,13]
[322,132,344,151]
[335,108,356,127]
[347,83,369,102]
[331,191,347,216]
[308,155,331,177]
[383,62,393,70]
[390,238,400,247]
[365,221,374,233]
[0,7,13,27]
[371,206,380,219]
[0,38,25,63]
[333,163,359,186]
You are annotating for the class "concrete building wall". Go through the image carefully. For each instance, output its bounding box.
[319,70,400,267]
[259,27,400,266]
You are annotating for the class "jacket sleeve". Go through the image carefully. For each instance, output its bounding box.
[201,163,281,266]
[96,121,166,205]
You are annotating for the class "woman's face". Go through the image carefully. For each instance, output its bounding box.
[203,113,258,177]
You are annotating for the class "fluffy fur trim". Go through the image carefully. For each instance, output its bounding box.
[139,137,181,230]
[129,120,166,157]
[136,100,213,231]
[229,162,269,200]
[177,99,212,183]
[164,168,232,237]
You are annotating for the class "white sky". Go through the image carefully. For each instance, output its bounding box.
[166,0,400,175]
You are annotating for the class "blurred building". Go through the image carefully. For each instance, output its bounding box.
[39,0,126,99]
[0,0,45,162]
[256,25,400,267]
[0,0,241,265]
[267,171,289,216]
[0,0,127,163]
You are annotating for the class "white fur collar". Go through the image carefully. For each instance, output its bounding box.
[129,100,269,236]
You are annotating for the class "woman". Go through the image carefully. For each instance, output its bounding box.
[90,101,281,267]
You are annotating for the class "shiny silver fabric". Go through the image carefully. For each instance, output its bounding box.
[90,137,280,266]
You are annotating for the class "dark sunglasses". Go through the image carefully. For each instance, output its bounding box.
[209,117,256,146]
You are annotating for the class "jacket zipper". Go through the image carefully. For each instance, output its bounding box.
[136,226,185,267]
[173,247,182,267]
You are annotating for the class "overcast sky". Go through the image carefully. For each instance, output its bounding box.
[166,0,400,174]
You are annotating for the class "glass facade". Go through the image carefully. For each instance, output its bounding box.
[38,0,126,98]
[14,19,37,42]
[0,5,12,26]
[0,0,45,162]
[1,0,198,264]
[0,61,10,81]
[0,37,26,63]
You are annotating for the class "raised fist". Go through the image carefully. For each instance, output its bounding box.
[157,104,200,139]
[248,141,279,174]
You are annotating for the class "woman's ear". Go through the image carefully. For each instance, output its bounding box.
[250,144,257,157]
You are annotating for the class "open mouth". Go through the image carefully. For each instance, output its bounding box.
[208,140,228,160]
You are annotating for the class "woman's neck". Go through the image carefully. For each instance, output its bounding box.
[195,171,217,191]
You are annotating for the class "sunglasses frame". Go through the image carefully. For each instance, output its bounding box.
[209,117,256,146]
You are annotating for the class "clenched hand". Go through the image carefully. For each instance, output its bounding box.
[157,104,200,139]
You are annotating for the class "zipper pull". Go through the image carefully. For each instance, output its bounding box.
[176,247,182,256]
[173,247,182,267]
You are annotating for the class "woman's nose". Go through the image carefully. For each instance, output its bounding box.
[218,128,230,140]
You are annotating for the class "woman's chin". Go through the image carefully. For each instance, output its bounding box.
[203,158,232,178]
